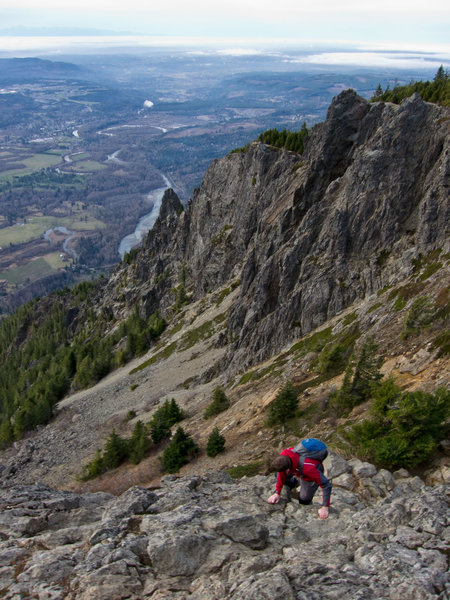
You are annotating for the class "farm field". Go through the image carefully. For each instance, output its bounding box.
[0,214,106,246]
[0,252,67,285]
[0,151,63,179]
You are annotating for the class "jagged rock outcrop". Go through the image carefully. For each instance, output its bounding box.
[0,457,448,599]
[103,90,449,372]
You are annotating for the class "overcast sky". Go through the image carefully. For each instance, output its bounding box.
[1,0,449,46]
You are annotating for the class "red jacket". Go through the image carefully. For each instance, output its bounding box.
[275,447,332,507]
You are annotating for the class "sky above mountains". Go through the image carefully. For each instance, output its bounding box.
[1,0,449,47]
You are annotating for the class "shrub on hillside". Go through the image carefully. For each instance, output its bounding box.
[129,420,151,464]
[206,427,226,457]
[204,387,230,419]
[265,381,298,426]
[101,429,129,470]
[149,399,185,444]
[161,427,198,473]
[346,379,450,469]
[79,421,152,480]
[402,296,434,339]
[330,338,383,415]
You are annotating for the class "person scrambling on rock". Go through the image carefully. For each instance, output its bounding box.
[268,438,332,520]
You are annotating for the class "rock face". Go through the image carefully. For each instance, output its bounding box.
[0,459,448,599]
[103,90,449,372]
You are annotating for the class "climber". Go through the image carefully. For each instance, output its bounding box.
[267,439,332,520]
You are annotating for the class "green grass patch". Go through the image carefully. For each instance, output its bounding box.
[290,326,333,357]
[0,257,55,285]
[211,225,233,246]
[0,153,62,178]
[71,152,90,162]
[227,461,263,478]
[389,281,426,311]
[178,313,228,352]
[368,302,383,314]
[165,321,184,337]
[433,330,450,356]
[377,285,392,297]
[342,312,358,326]
[0,215,105,246]
[215,287,231,306]
[129,341,178,374]
[178,320,214,351]
[238,362,285,386]
[418,262,443,281]
[42,251,70,270]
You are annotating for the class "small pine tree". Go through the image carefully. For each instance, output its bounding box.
[351,338,383,403]
[80,449,105,480]
[265,381,298,426]
[149,399,185,444]
[204,387,230,419]
[161,427,198,473]
[330,338,383,415]
[129,420,150,464]
[206,427,226,457]
[102,429,129,470]
[0,418,14,449]
[347,384,449,469]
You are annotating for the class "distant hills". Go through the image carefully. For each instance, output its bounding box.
[0,57,83,82]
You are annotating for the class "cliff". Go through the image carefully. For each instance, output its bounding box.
[101,90,448,373]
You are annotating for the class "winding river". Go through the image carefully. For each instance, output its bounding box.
[43,226,78,259]
[118,175,171,258]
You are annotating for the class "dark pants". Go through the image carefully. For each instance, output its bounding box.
[285,474,318,505]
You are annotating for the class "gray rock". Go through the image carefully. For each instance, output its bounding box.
[147,531,211,576]
[348,458,378,478]
[324,451,352,479]
[0,460,448,599]
[213,513,269,549]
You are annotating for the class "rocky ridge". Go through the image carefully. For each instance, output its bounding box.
[99,90,449,373]
[0,455,448,599]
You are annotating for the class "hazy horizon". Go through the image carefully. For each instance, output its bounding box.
[1,0,449,48]
[0,33,449,72]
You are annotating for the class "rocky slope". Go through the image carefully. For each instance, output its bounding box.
[0,456,448,599]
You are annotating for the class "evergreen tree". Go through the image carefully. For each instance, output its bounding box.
[351,338,383,404]
[80,449,105,480]
[102,429,129,470]
[347,383,449,469]
[149,399,185,444]
[330,338,383,415]
[265,381,298,426]
[129,420,150,464]
[204,387,230,419]
[206,427,226,457]
[161,427,198,473]
[0,418,13,449]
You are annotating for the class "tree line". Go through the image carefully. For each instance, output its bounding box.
[371,66,450,106]
[258,122,309,154]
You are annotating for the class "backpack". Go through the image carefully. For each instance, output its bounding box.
[293,438,328,474]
